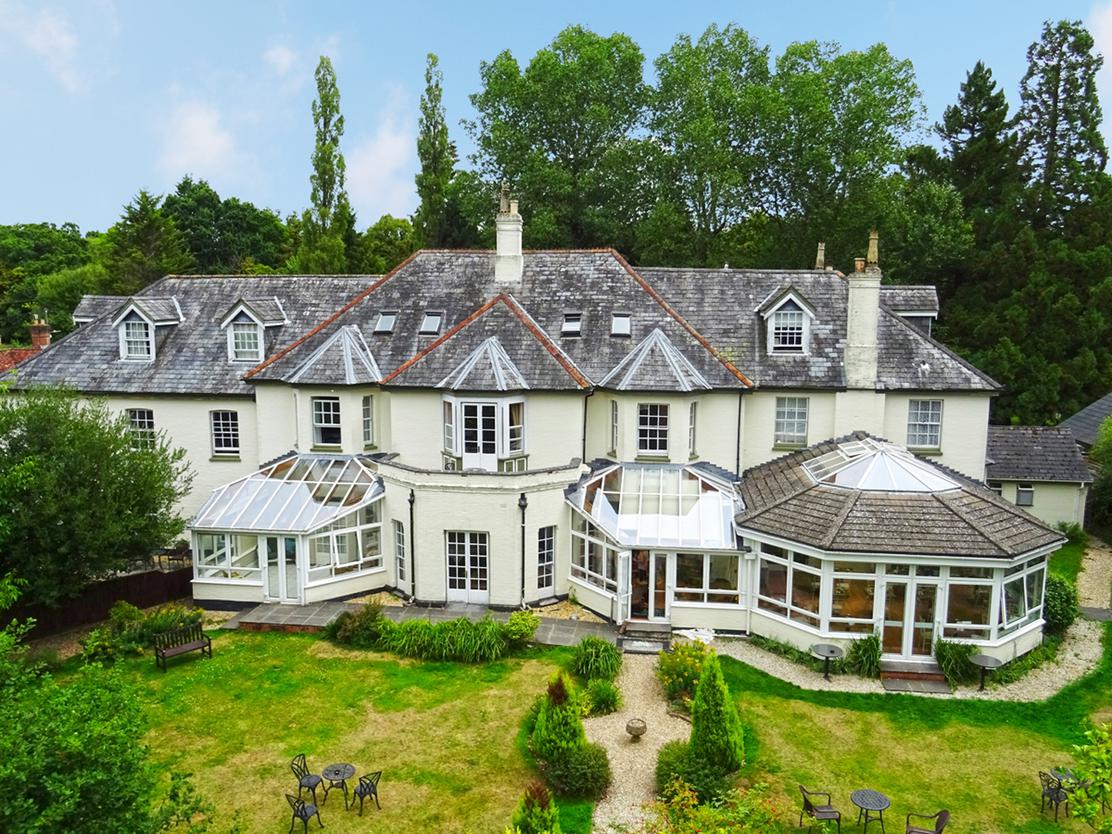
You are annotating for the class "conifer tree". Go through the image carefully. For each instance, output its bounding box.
[415,53,456,248]
[689,650,744,773]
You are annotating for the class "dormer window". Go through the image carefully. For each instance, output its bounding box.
[611,313,631,337]
[374,311,397,334]
[229,319,262,362]
[122,318,152,360]
[759,291,814,356]
[562,313,582,336]
[419,311,443,335]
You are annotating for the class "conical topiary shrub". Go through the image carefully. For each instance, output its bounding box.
[689,649,744,773]
[531,673,585,762]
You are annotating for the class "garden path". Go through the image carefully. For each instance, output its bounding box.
[1078,536,1112,619]
[584,654,689,833]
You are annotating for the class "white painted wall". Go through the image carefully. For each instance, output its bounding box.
[882,392,991,479]
[992,480,1088,528]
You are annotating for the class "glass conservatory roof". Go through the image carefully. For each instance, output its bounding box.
[191,454,384,534]
[803,437,959,493]
[567,464,740,549]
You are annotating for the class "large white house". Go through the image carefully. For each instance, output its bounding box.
[14,196,1065,664]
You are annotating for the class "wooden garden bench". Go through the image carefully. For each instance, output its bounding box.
[153,623,212,671]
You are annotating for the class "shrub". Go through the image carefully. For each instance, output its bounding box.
[845,633,881,678]
[81,601,203,663]
[690,651,745,773]
[386,618,435,658]
[532,675,585,762]
[585,678,622,715]
[1057,521,1087,547]
[328,609,528,663]
[934,639,976,686]
[328,601,387,649]
[655,740,734,804]
[571,635,622,681]
[546,741,611,799]
[1043,574,1079,635]
[511,780,562,834]
[646,782,788,833]
[657,640,708,703]
[506,609,541,647]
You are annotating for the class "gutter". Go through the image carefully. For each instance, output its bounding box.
[581,389,594,462]
[408,489,416,600]
[735,390,744,476]
[519,492,527,607]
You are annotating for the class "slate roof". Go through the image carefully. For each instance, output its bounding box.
[737,433,1064,558]
[1061,391,1112,448]
[640,268,993,391]
[599,328,711,391]
[115,297,183,325]
[73,295,127,322]
[14,275,371,396]
[287,326,381,386]
[985,426,1092,483]
[880,285,938,315]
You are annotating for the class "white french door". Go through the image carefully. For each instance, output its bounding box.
[264,535,299,603]
[882,579,939,659]
[462,403,498,470]
[446,531,490,604]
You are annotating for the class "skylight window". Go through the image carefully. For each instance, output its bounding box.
[374,311,397,334]
[562,312,582,336]
[611,313,631,337]
[419,311,443,335]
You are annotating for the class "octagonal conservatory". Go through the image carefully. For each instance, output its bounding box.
[566,435,1065,663]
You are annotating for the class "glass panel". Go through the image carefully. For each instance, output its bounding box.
[652,554,668,618]
[630,550,649,619]
[911,584,936,656]
[266,537,279,598]
[883,582,906,654]
[675,553,703,589]
[791,567,821,614]
[759,559,788,603]
[950,566,993,579]
[947,583,991,627]
[831,578,875,620]
[1004,577,1027,624]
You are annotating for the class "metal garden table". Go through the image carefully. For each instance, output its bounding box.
[321,763,356,808]
[811,643,844,682]
[851,788,890,833]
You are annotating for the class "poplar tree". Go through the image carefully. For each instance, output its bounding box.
[415,53,455,248]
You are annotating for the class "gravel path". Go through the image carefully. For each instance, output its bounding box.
[1078,536,1112,610]
[584,654,689,833]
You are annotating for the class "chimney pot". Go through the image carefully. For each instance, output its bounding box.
[815,242,825,270]
[854,257,865,273]
[29,318,51,350]
[867,229,879,266]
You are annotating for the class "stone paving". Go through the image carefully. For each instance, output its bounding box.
[229,599,618,647]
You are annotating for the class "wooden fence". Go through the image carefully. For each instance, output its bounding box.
[11,567,193,638]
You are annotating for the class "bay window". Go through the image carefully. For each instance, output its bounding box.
[757,544,820,628]
[999,557,1046,635]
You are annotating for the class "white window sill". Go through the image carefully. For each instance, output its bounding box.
[192,576,264,586]
[670,601,745,611]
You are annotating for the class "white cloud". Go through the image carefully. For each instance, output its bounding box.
[1091,0,1112,144]
[0,1,84,92]
[347,100,418,223]
[263,44,297,77]
[157,99,249,184]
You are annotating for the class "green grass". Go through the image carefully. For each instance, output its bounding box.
[1049,538,1087,585]
[719,622,1112,834]
[113,630,583,834]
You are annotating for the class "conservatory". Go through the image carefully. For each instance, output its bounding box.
[190,453,386,605]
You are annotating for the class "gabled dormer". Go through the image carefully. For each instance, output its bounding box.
[756,287,816,356]
[111,297,183,362]
[219,298,289,363]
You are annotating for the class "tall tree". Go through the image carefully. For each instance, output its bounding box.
[466,25,648,247]
[414,53,456,247]
[103,191,194,294]
[1017,19,1107,227]
[650,24,772,264]
[291,56,351,273]
[0,223,90,341]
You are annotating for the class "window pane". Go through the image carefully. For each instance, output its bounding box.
[947,583,992,626]
[637,404,669,454]
[675,553,704,588]
[791,567,821,614]
[831,577,875,619]
[312,397,341,445]
[759,558,788,603]
[211,410,240,454]
[362,396,374,445]
[774,396,809,445]
[907,399,942,448]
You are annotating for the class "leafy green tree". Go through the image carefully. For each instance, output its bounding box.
[291,56,351,273]
[689,650,744,773]
[1018,20,1108,228]
[0,222,90,341]
[415,53,457,247]
[0,387,191,606]
[103,191,194,294]
[1070,722,1112,833]
[1091,416,1112,531]
[466,25,648,247]
[650,25,772,264]
[354,214,419,274]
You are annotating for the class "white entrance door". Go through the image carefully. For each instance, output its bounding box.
[446,531,490,604]
[882,579,939,659]
[462,403,498,470]
[264,535,299,603]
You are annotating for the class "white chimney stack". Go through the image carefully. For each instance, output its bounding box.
[495,182,523,286]
[845,230,881,389]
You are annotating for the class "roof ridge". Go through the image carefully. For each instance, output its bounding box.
[929,491,1007,555]
[608,250,754,388]
[820,489,861,549]
[244,250,421,380]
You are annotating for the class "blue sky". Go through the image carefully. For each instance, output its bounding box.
[1,0,1109,232]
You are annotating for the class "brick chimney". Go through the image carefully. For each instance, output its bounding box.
[494,181,523,287]
[29,317,51,350]
[845,231,881,389]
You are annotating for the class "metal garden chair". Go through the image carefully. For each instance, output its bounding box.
[799,785,842,832]
[352,770,382,816]
[1040,771,1069,821]
[906,809,950,833]
[285,794,323,834]
[290,753,323,805]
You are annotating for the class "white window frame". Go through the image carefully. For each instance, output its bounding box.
[120,318,153,361]
[127,408,156,450]
[688,402,698,457]
[442,395,526,460]
[609,400,619,457]
[755,544,822,631]
[672,551,742,606]
[306,503,385,584]
[538,526,555,592]
[374,311,397,334]
[393,520,407,584]
[998,556,1046,635]
[311,396,342,447]
[505,401,525,456]
[419,311,443,335]
[210,410,240,456]
[763,296,813,356]
[443,400,456,453]
[774,396,809,446]
[194,532,261,581]
[228,320,263,362]
[1016,483,1035,507]
[637,403,669,456]
[361,395,375,446]
[987,480,1003,496]
[561,312,582,336]
[570,513,619,593]
[907,399,943,450]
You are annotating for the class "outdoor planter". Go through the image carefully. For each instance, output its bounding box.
[626,718,647,741]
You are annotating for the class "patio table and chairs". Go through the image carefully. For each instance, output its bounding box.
[285,754,383,825]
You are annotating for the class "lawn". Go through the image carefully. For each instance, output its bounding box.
[119,630,584,834]
[722,622,1112,834]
